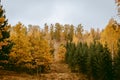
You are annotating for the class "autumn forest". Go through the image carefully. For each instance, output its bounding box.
[0,1,120,80]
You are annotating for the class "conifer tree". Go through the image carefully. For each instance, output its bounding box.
[9,23,32,71]
[102,44,113,80]
[9,23,53,73]
[0,3,12,64]
[65,42,76,67]
[79,43,88,74]
[89,42,113,80]
[87,42,96,80]
[73,42,88,73]
[114,39,120,80]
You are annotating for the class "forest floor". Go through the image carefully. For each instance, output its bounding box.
[0,61,88,80]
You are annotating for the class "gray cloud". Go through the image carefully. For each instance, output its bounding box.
[2,0,117,30]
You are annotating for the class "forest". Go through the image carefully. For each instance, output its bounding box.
[0,0,120,80]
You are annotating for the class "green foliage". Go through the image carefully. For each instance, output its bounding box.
[114,39,120,80]
[65,42,76,65]
[65,41,113,80]
[0,4,13,66]
[89,42,113,80]
[65,42,88,73]
[75,42,88,74]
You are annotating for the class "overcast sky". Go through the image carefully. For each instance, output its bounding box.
[1,0,117,30]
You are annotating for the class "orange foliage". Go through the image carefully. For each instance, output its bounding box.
[9,23,53,72]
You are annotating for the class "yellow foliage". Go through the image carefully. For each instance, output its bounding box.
[9,23,53,71]
[0,17,5,24]
[9,23,33,66]
[57,45,66,61]
[72,35,79,45]
[100,19,120,55]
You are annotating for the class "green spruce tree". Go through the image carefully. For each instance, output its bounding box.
[114,39,120,80]
[90,42,113,80]
[0,3,13,66]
